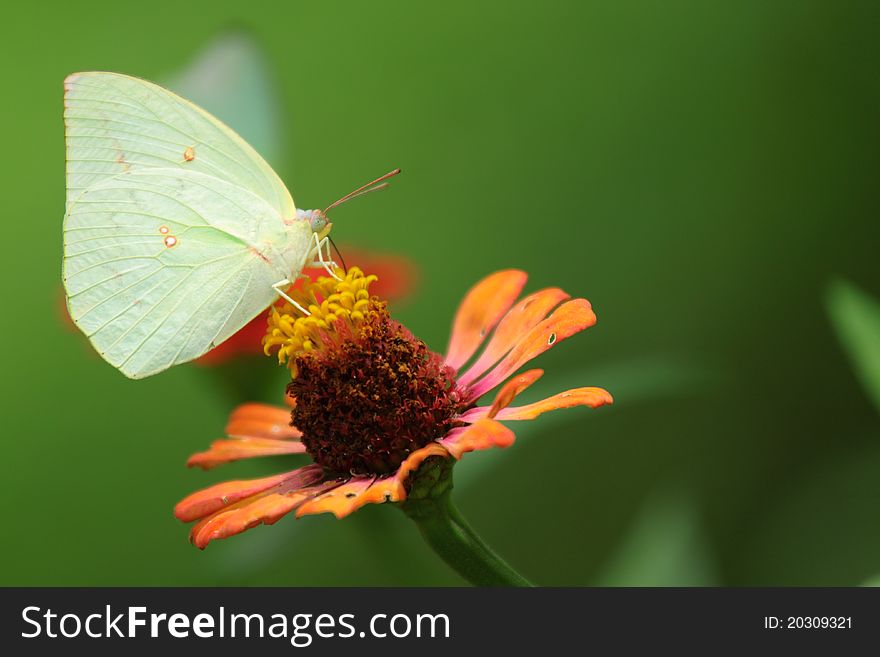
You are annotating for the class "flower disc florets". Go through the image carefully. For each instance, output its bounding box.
[265,268,467,476]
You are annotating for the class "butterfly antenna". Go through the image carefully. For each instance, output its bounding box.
[328,235,347,274]
[323,168,401,214]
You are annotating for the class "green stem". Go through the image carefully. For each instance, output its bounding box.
[403,491,533,587]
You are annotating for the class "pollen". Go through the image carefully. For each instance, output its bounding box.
[263,267,380,374]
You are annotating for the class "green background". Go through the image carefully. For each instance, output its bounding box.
[1,0,878,586]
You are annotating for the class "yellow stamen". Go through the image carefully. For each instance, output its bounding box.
[263,267,381,374]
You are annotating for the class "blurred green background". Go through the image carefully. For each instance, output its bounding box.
[1,0,878,586]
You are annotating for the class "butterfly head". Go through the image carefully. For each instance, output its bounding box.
[296,208,332,237]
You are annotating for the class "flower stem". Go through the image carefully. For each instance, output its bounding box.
[403,491,533,587]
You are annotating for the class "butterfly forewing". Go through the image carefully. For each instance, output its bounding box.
[63,71,295,217]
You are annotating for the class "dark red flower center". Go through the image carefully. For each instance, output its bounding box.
[288,306,466,476]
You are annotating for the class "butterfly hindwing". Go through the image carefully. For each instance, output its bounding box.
[63,168,293,378]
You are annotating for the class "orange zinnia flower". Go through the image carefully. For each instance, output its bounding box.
[175,268,612,549]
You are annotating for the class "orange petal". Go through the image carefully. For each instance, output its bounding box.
[445,270,528,370]
[486,369,544,418]
[225,403,300,440]
[394,442,450,485]
[438,419,516,459]
[495,387,614,420]
[189,480,338,549]
[186,437,307,470]
[174,464,324,522]
[229,403,292,423]
[467,298,597,399]
[458,288,569,387]
[297,442,453,518]
[295,477,377,519]
[362,443,450,506]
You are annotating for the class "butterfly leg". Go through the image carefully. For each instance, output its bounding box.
[305,233,342,281]
[271,278,311,316]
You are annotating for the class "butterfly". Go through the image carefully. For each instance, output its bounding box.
[62,71,398,378]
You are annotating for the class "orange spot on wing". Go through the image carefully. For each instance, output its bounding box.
[115,152,130,172]
[183,146,195,162]
[249,246,270,263]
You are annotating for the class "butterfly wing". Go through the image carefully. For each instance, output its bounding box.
[63,71,295,218]
[63,168,303,379]
[62,71,312,378]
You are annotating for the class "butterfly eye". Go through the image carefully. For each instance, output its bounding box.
[309,211,328,233]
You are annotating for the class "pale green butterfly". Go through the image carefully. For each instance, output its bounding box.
[63,71,398,379]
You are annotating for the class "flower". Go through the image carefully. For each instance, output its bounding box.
[175,268,612,548]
